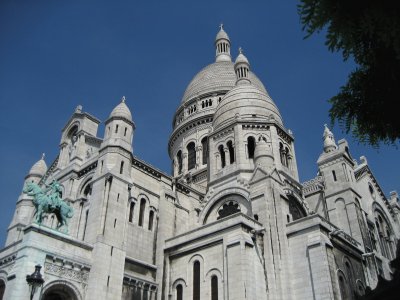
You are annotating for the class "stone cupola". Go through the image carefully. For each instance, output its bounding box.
[215,24,231,62]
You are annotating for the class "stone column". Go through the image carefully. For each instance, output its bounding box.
[216,153,221,170]
[196,145,203,168]
[182,152,188,174]
[224,147,230,166]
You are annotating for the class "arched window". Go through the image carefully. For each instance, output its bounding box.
[128,202,135,223]
[227,141,235,164]
[193,261,200,300]
[338,273,350,300]
[211,275,218,300]
[247,136,255,159]
[345,260,354,290]
[288,196,306,221]
[148,210,154,231]
[217,201,240,220]
[83,183,92,199]
[176,284,183,300]
[187,142,196,170]
[218,145,225,168]
[138,198,146,227]
[201,137,208,165]
[177,151,183,174]
[279,143,288,167]
[284,147,290,168]
[375,211,393,259]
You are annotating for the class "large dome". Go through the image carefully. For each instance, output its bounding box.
[181,61,268,104]
[213,83,283,130]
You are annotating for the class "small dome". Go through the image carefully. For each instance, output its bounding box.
[235,50,249,65]
[213,84,283,130]
[109,96,132,121]
[215,25,230,42]
[29,154,47,176]
[181,62,267,105]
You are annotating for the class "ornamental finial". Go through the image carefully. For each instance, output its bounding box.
[239,47,243,54]
[121,96,126,103]
[41,153,45,160]
[220,23,224,30]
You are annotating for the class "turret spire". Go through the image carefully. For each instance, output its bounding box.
[215,24,231,62]
[323,124,337,153]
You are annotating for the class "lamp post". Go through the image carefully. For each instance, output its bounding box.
[26,265,45,300]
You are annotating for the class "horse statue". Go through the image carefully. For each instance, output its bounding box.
[23,181,73,232]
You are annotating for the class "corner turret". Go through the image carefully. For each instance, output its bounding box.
[102,96,135,153]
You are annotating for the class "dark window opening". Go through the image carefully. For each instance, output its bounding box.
[124,127,127,136]
[176,284,183,300]
[227,141,235,164]
[148,210,154,231]
[332,170,337,181]
[187,142,196,170]
[211,275,218,300]
[247,136,255,159]
[129,202,135,222]
[120,161,124,174]
[218,145,225,168]
[193,261,200,300]
[201,137,208,165]
[138,198,146,227]
[115,125,119,133]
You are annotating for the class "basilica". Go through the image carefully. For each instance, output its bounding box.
[0,26,399,300]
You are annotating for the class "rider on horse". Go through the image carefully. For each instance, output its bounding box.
[44,180,63,210]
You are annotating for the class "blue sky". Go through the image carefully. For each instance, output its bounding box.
[0,0,398,245]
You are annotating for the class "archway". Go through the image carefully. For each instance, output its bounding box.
[42,282,80,300]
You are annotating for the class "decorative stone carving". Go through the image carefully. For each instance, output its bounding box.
[44,261,89,285]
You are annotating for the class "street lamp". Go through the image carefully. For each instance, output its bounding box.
[26,265,45,300]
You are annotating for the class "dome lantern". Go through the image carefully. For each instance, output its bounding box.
[234,48,251,85]
[215,24,231,62]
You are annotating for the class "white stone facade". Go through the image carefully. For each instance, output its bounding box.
[0,26,399,300]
